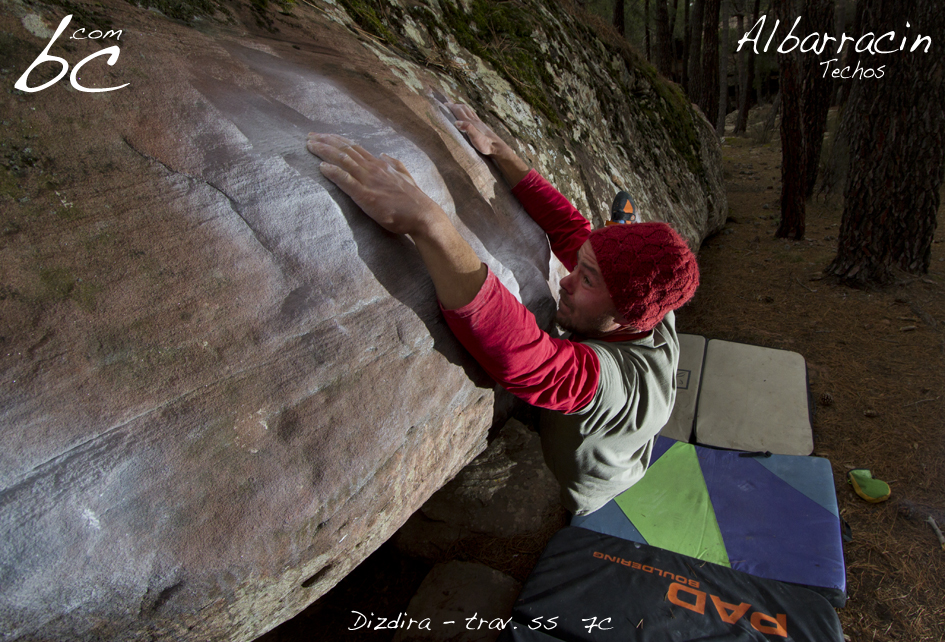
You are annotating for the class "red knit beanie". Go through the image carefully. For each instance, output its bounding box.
[588,222,699,332]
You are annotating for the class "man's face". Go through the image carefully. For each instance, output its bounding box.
[556,241,625,336]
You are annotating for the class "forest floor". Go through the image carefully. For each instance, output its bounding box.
[260,133,945,642]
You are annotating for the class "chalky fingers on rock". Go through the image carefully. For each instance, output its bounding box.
[307,133,374,179]
[306,132,441,236]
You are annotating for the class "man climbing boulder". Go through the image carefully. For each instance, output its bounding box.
[306,103,699,516]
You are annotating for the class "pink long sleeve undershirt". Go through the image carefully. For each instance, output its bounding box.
[440,170,600,414]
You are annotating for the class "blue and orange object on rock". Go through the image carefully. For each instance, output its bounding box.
[607,191,638,225]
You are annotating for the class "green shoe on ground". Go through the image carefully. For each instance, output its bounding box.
[848,469,891,503]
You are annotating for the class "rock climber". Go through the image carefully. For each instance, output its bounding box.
[305,103,699,516]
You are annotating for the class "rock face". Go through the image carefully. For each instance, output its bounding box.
[395,418,566,559]
[0,0,725,640]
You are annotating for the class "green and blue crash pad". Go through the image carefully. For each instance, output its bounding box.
[695,339,813,455]
[658,333,705,443]
[497,527,845,642]
[571,437,846,607]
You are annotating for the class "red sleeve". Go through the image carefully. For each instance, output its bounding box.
[511,169,591,271]
[441,269,600,413]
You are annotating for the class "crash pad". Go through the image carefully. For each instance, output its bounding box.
[695,339,813,455]
[572,437,846,607]
[497,526,845,641]
[657,333,705,443]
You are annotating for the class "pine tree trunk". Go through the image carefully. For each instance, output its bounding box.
[682,0,692,91]
[774,0,805,240]
[801,0,835,199]
[716,0,731,135]
[669,0,680,44]
[612,0,626,36]
[735,0,761,133]
[700,0,721,122]
[819,51,867,202]
[733,7,747,134]
[826,0,945,284]
[835,0,865,107]
[656,0,673,77]
[687,0,705,103]
[645,0,651,60]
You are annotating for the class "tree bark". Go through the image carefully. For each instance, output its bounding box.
[700,0,721,122]
[612,0,626,37]
[734,0,758,134]
[687,0,705,103]
[682,0,692,91]
[716,0,731,135]
[801,0,835,199]
[817,97,851,199]
[656,0,673,77]
[644,0,651,60]
[826,0,945,285]
[733,4,747,133]
[669,0,680,45]
[774,0,805,240]
[818,0,861,200]
[835,0,865,107]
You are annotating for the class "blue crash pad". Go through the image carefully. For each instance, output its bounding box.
[572,437,846,607]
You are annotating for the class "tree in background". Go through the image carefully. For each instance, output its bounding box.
[682,0,692,90]
[774,0,835,239]
[800,0,835,200]
[774,0,805,239]
[687,0,705,104]
[613,0,626,35]
[656,0,673,77]
[668,0,680,50]
[644,0,651,59]
[812,0,866,198]
[716,0,731,134]
[733,0,761,134]
[834,0,865,107]
[699,0,722,126]
[827,0,945,284]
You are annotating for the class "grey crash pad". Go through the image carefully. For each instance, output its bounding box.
[694,339,813,455]
[658,333,706,443]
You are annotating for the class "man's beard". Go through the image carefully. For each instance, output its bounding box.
[555,310,578,334]
[555,291,613,336]
[555,290,577,333]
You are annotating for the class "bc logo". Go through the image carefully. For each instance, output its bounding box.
[15,14,129,93]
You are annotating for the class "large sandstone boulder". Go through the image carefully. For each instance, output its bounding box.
[0,0,725,640]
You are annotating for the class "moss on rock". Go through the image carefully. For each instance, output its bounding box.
[635,62,706,187]
[335,0,398,42]
[438,0,561,127]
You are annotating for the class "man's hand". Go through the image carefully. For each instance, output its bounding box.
[307,132,443,236]
[447,103,509,157]
[306,131,487,310]
[446,103,531,188]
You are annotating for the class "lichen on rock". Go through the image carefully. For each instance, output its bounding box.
[327,0,725,240]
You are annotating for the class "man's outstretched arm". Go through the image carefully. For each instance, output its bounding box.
[307,132,486,311]
[307,131,600,413]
